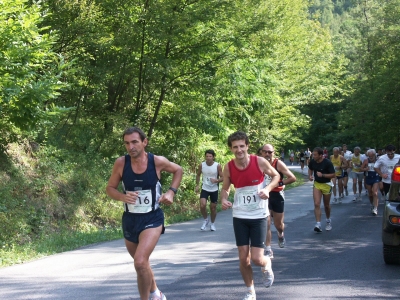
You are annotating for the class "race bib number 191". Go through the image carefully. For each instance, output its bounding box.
[234,189,262,211]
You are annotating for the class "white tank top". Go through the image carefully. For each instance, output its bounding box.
[201,161,219,192]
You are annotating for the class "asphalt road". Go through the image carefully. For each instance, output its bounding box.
[1,163,399,300]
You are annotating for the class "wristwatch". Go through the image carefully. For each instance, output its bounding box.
[169,187,178,194]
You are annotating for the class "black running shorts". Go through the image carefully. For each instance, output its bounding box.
[200,189,219,203]
[122,208,165,243]
[268,191,285,213]
[233,217,267,248]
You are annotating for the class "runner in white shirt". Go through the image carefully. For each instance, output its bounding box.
[374,144,400,200]
[195,149,223,231]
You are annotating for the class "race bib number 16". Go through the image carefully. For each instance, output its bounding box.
[126,190,152,213]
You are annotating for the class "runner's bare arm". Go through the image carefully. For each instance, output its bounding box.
[258,157,279,198]
[277,160,296,185]
[105,157,137,204]
[154,155,183,205]
[195,163,202,192]
[220,164,232,209]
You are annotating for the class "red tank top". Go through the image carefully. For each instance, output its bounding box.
[228,155,264,188]
[271,158,284,192]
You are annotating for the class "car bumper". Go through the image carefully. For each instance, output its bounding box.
[382,201,400,246]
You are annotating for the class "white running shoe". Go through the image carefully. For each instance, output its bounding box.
[278,234,286,248]
[264,247,274,258]
[210,223,216,231]
[242,292,256,300]
[372,207,378,216]
[326,221,332,231]
[314,224,322,233]
[262,268,274,288]
[200,219,209,230]
[333,198,338,204]
[149,291,167,300]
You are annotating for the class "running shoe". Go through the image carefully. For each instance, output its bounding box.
[333,198,338,204]
[352,196,357,202]
[339,197,342,204]
[372,207,378,216]
[357,194,362,202]
[262,268,274,288]
[242,292,256,300]
[314,224,322,233]
[200,219,209,231]
[325,221,332,231]
[278,234,286,248]
[264,247,274,258]
[210,223,216,231]
[149,291,167,300]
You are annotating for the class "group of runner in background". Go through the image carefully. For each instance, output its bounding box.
[288,144,399,216]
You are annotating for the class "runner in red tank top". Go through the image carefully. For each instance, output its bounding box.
[261,144,296,258]
[221,131,280,300]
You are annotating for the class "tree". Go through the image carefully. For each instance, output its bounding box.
[0,0,66,148]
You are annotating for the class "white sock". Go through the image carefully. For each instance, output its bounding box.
[150,288,161,297]
[265,245,271,250]
[326,218,331,223]
[263,257,272,272]
[247,285,255,293]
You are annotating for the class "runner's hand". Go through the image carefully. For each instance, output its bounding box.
[159,191,174,206]
[258,188,270,200]
[124,191,138,204]
[221,199,232,210]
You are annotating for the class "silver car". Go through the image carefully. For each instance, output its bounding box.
[382,158,400,264]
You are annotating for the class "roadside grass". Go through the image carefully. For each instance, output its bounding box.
[0,226,122,267]
[286,170,305,190]
[0,171,305,268]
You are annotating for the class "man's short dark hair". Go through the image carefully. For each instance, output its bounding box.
[205,149,216,157]
[227,131,249,147]
[385,144,396,152]
[313,147,323,155]
[122,127,147,141]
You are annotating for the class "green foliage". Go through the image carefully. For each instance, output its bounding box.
[0,142,120,250]
[0,0,67,147]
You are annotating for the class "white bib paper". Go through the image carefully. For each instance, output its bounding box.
[126,189,152,213]
[234,188,262,211]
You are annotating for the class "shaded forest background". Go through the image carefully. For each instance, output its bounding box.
[1,0,399,260]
